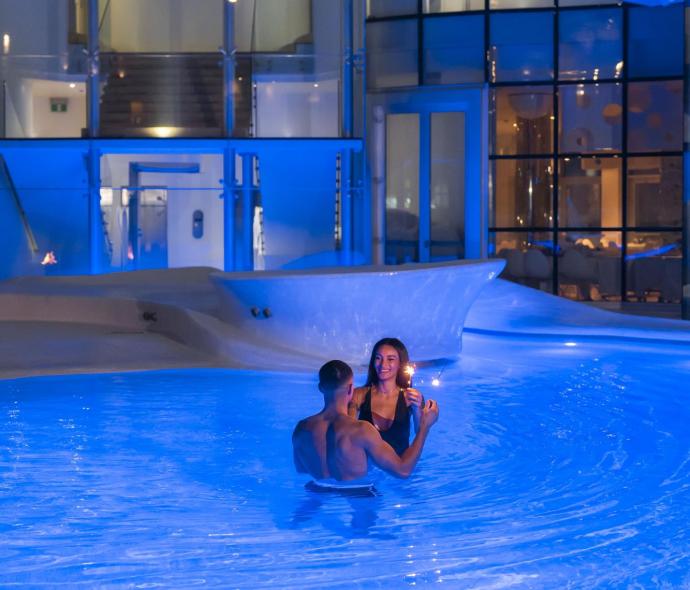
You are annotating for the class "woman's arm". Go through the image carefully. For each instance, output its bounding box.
[404,387,424,433]
[348,386,367,418]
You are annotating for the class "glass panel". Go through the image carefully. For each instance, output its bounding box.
[491,159,553,228]
[627,81,683,153]
[559,83,622,154]
[627,157,682,228]
[99,153,225,272]
[247,53,340,138]
[558,156,622,227]
[99,54,224,138]
[368,0,418,18]
[235,0,313,52]
[386,114,420,264]
[558,231,622,301]
[367,20,419,89]
[1,55,88,138]
[423,15,485,85]
[559,0,619,6]
[490,231,554,292]
[491,87,554,155]
[628,5,683,78]
[99,0,222,52]
[431,112,465,260]
[490,0,553,9]
[559,9,623,81]
[0,146,90,275]
[490,12,554,82]
[626,232,682,303]
[424,0,485,12]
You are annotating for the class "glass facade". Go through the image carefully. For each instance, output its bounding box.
[366,1,684,308]
[0,0,348,139]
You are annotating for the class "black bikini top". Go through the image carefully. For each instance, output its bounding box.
[359,386,410,456]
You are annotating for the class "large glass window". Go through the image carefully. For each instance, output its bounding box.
[424,0,485,12]
[558,157,622,228]
[558,231,622,301]
[627,157,682,228]
[368,0,418,18]
[424,15,484,85]
[490,12,554,82]
[558,9,623,81]
[367,19,419,89]
[627,81,683,153]
[492,87,554,155]
[559,83,622,154]
[628,4,684,79]
[490,231,554,292]
[366,3,685,310]
[491,159,553,228]
[626,232,682,303]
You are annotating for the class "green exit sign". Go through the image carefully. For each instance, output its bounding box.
[50,98,68,113]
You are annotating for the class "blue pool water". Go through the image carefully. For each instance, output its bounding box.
[2,332,690,588]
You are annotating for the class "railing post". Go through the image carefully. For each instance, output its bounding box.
[372,105,386,265]
[88,145,102,273]
[341,0,354,138]
[86,0,100,137]
[241,153,254,271]
[223,147,236,271]
[340,150,353,265]
[223,0,236,137]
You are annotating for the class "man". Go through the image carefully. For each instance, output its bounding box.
[292,360,439,489]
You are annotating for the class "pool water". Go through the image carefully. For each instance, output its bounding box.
[2,333,690,588]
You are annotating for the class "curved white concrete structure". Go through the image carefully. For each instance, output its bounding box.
[210,259,505,364]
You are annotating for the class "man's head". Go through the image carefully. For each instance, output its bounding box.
[318,360,353,402]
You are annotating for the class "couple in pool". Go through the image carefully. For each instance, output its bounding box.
[292,338,440,492]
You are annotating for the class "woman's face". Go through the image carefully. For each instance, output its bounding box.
[374,344,400,382]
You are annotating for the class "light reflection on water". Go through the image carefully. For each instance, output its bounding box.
[1,333,690,588]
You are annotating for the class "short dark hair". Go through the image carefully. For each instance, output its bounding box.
[366,337,410,388]
[318,360,353,393]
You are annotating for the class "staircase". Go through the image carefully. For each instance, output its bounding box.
[99,53,226,138]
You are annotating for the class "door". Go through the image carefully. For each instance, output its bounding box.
[371,87,487,264]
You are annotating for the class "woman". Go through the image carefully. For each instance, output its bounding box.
[348,338,424,456]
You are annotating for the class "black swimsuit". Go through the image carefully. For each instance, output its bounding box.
[359,386,411,456]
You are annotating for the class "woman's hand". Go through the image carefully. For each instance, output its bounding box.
[404,387,424,409]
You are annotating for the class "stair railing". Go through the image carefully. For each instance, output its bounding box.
[0,155,39,254]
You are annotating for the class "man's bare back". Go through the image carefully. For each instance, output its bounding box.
[293,360,439,482]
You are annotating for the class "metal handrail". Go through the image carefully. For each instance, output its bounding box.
[98,0,112,33]
[0,155,38,253]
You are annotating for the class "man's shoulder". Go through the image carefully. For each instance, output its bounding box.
[293,414,319,436]
[337,415,377,441]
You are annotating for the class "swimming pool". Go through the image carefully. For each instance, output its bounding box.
[2,331,690,588]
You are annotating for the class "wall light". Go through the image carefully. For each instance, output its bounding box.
[2,34,10,55]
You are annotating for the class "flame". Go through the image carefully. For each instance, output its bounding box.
[404,364,415,386]
[40,251,57,265]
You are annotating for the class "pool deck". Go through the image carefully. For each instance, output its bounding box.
[0,266,688,380]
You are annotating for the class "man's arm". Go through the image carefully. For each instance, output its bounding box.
[292,421,308,473]
[359,400,439,479]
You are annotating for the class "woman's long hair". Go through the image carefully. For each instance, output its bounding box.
[365,338,410,388]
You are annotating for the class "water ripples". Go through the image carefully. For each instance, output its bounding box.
[1,338,690,588]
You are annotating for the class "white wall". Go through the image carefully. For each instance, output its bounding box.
[103,0,223,52]
[100,153,224,270]
[0,0,67,56]
[30,81,86,138]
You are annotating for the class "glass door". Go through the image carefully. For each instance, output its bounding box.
[371,87,486,264]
